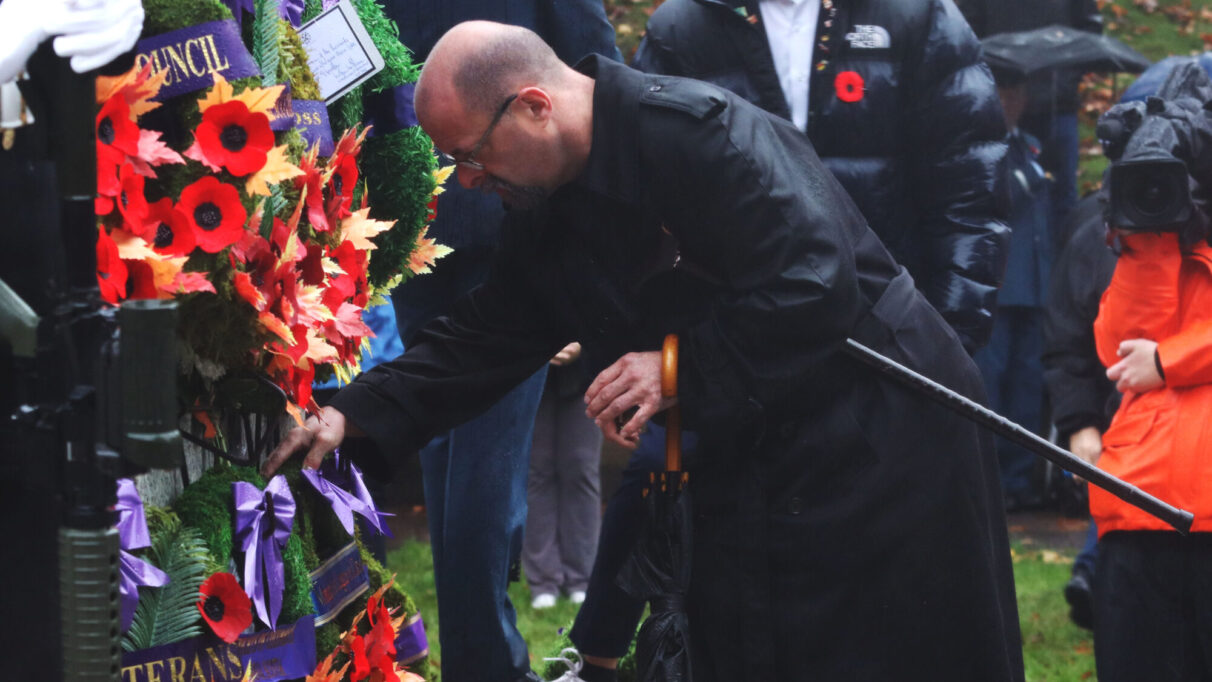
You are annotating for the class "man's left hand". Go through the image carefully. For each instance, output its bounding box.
[1107,338,1164,393]
[585,351,675,449]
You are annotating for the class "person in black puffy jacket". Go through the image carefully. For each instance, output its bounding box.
[633,0,1009,353]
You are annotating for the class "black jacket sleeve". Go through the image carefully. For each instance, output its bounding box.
[328,216,566,475]
[1042,196,1119,440]
[906,0,1010,352]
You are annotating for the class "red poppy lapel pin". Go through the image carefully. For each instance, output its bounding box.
[834,70,865,103]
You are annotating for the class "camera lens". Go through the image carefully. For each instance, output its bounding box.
[1129,174,1177,218]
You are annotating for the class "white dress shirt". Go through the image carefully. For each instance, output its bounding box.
[759,0,820,132]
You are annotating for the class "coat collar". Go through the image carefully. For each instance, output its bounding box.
[568,55,643,206]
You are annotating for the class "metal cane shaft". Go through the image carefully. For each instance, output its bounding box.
[843,338,1195,534]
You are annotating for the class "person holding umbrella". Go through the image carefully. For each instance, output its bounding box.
[263,20,1024,681]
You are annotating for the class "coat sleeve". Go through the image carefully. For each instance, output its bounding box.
[905,0,1010,352]
[1042,220,1117,438]
[1093,232,1183,370]
[539,0,623,65]
[645,102,863,433]
[328,219,566,476]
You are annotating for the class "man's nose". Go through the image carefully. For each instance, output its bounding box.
[457,165,485,189]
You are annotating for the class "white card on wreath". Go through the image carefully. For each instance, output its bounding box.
[298,1,385,104]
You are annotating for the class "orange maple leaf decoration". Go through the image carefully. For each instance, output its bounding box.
[340,208,396,251]
[95,62,168,117]
[407,226,453,276]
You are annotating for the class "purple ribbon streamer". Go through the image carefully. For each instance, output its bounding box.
[115,479,170,630]
[120,551,170,630]
[116,478,151,550]
[234,476,296,630]
[300,450,393,537]
[222,0,304,27]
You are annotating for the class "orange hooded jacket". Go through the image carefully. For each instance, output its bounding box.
[1092,231,1212,536]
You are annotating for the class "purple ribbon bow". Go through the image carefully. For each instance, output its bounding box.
[222,0,305,27]
[301,450,393,537]
[234,476,296,629]
[115,479,170,631]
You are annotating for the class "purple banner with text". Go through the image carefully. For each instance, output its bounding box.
[293,100,335,156]
[134,20,261,101]
[309,542,370,626]
[121,615,316,682]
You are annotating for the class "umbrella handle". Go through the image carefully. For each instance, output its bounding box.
[662,334,681,472]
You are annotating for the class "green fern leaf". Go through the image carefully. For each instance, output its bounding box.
[253,0,281,87]
[121,514,211,652]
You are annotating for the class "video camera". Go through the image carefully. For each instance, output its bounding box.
[1097,62,1212,242]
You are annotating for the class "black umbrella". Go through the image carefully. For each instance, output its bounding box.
[616,334,693,682]
[981,25,1151,77]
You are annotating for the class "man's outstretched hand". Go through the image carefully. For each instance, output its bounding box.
[585,351,676,449]
[262,405,357,477]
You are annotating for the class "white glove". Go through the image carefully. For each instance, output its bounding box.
[0,0,145,83]
[47,0,145,74]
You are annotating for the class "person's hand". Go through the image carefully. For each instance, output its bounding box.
[550,342,581,367]
[261,406,354,477]
[584,351,675,449]
[46,0,145,74]
[1068,426,1103,484]
[1106,338,1164,393]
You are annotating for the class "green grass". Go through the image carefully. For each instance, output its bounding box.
[389,538,1097,681]
[387,540,583,676]
[1012,544,1098,681]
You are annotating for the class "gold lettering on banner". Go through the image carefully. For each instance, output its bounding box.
[226,648,245,678]
[121,665,143,682]
[144,660,166,682]
[205,648,231,680]
[134,32,235,91]
[188,654,207,682]
[164,44,189,82]
[184,39,208,78]
[169,656,188,682]
[205,34,232,72]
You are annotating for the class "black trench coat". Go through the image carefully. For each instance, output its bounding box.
[333,57,1023,681]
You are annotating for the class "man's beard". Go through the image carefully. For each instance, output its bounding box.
[481,174,548,209]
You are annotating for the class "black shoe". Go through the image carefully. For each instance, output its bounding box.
[1064,566,1095,630]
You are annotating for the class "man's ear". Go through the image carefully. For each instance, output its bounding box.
[516,86,553,122]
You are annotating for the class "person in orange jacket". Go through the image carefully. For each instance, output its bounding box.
[1089,64,1212,680]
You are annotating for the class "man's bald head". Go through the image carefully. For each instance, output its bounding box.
[416,21,566,120]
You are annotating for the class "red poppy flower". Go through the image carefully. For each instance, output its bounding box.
[197,572,252,643]
[96,229,128,305]
[116,163,150,234]
[194,100,274,177]
[834,70,865,103]
[96,96,140,158]
[143,198,196,256]
[178,176,248,253]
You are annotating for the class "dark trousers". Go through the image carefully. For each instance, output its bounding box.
[974,306,1045,498]
[1095,531,1212,682]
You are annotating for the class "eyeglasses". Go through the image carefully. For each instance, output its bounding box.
[437,93,518,171]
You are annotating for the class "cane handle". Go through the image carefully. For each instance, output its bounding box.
[662,334,681,472]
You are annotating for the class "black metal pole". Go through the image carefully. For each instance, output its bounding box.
[843,338,1195,534]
